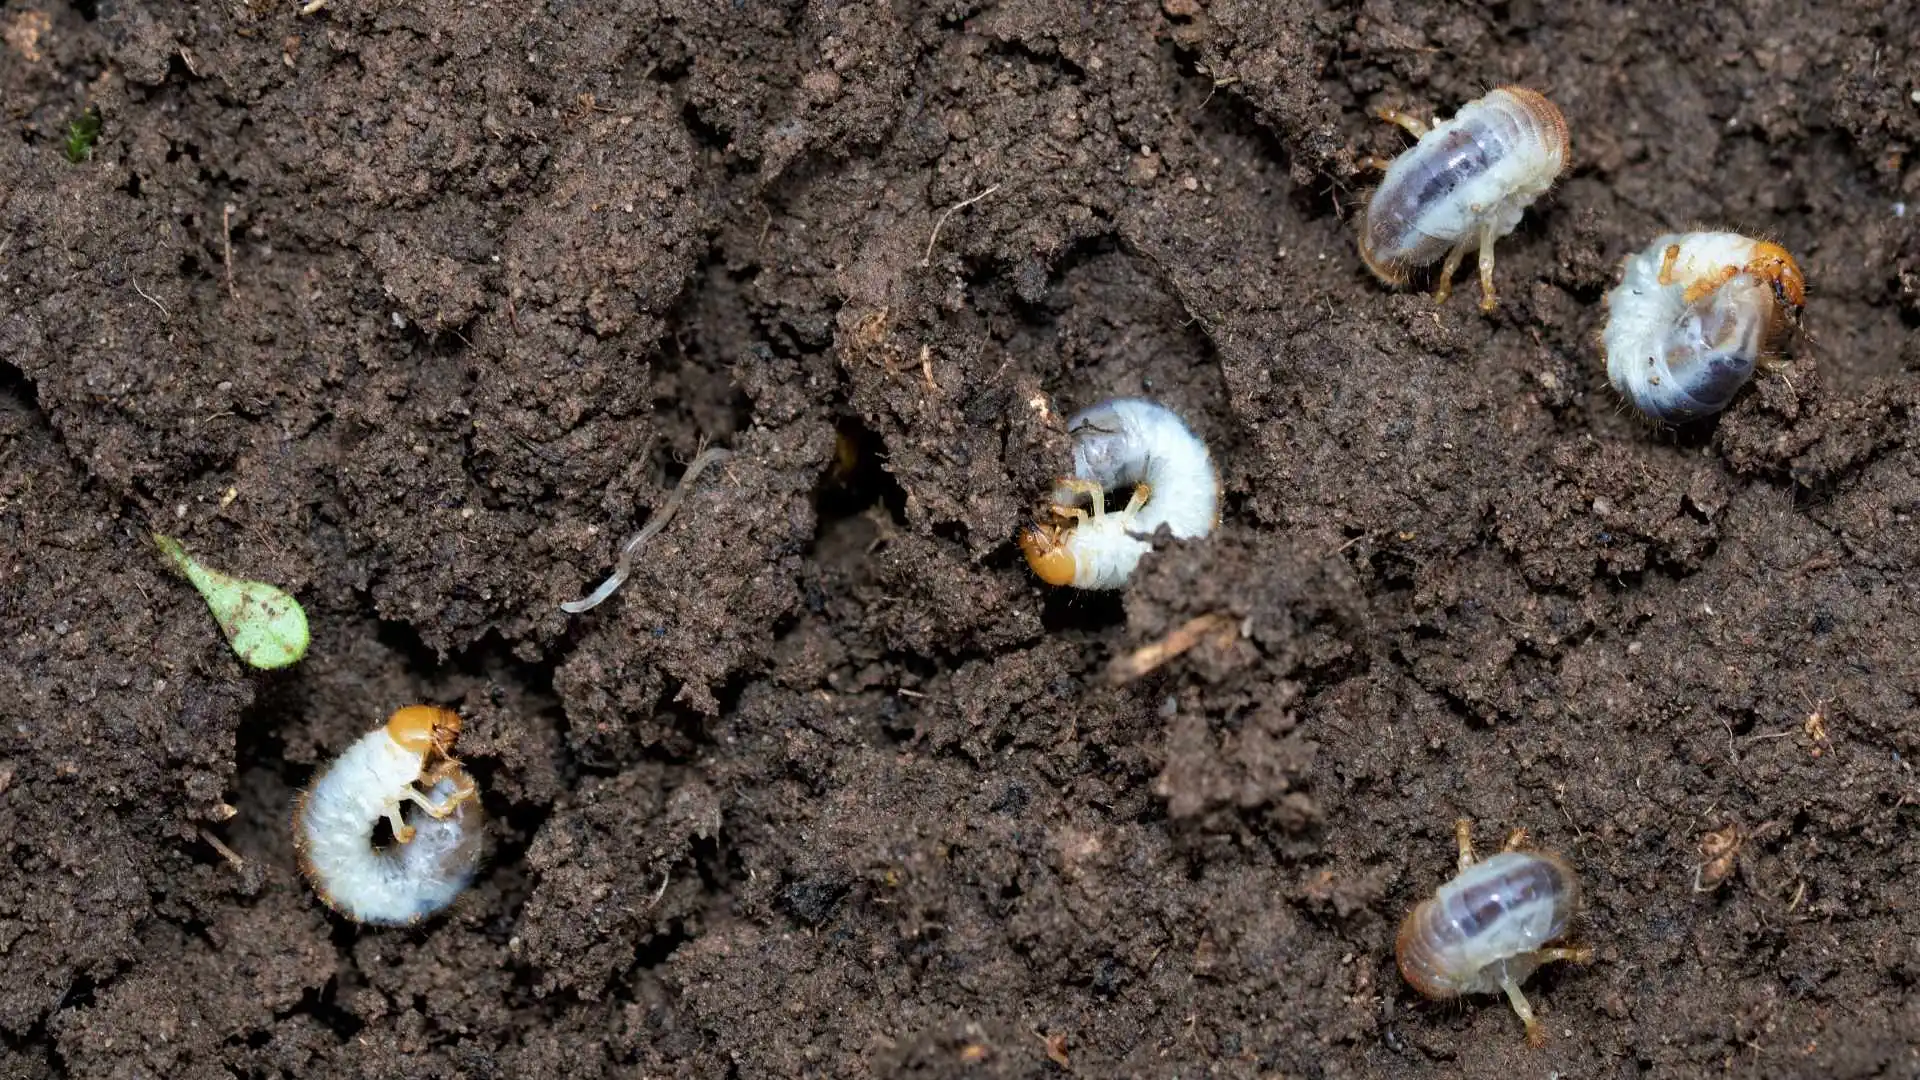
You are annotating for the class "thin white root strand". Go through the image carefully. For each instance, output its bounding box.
[561,447,734,614]
[921,183,1000,267]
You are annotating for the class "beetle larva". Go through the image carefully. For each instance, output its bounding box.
[1358,87,1570,311]
[1396,819,1592,1046]
[293,705,485,925]
[1019,398,1219,590]
[1602,231,1806,422]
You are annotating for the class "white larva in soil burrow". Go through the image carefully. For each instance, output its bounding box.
[1602,231,1807,422]
[1396,819,1594,1047]
[293,705,484,926]
[1018,398,1219,590]
[1358,86,1570,312]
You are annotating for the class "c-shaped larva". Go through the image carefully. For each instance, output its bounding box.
[1018,398,1219,590]
[1358,86,1569,311]
[1602,231,1806,422]
[293,705,484,925]
[1396,819,1592,1046]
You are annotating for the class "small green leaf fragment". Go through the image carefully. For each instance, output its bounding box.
[154,533,310,670]
[65,109,102,164]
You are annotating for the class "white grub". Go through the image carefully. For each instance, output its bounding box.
[1359,86,1569,311]
[1396,819,1592,1046]
[1019,398,1219,590]
[293,706,483,926]
[1603,231,1806,422]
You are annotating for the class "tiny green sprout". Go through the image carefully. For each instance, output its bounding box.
[153,534,310,670]
[65,109,102,164]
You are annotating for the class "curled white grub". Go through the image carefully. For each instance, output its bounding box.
[1019,398,1219,590]
[293,706,483,925]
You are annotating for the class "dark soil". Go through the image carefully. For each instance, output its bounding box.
[5,0,1920,1076]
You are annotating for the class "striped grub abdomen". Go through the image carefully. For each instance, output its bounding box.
[1397,850,1577,997]
[1358,87,1569,311]
[1395,822,1591,1045]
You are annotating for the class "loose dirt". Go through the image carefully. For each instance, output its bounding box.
[4,1,1919,1077]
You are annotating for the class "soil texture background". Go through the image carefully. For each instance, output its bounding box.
[5,0,1920,1077]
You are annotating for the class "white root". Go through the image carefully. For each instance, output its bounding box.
[561,447,733,614]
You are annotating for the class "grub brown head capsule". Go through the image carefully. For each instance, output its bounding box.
[1358,87,1569,312]
[1395,819,1592,1046]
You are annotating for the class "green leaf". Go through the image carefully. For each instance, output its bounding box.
[154,534,310,670]
[65,110,101,164]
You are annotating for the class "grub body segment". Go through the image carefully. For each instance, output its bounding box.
[1359,87,1568,309]
[1603,231,1805,421]
[1019,398,1219,590]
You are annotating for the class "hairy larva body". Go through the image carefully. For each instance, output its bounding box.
[1359,87,1569,311]
[1019,398,1219,590]
[1602,231,1806,421]
[294,705,484,926]
[1397,820,1591,1045]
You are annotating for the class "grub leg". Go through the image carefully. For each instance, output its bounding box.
[1454,818,1477,871]
[1525,946,1594,968]
[1434,237,1473,305]
[1476,225,1501,312]
[401,776,476,821]
[1500,976,1545,1047]
[1373,105,1431,138]
[1054,477,1107,518]
[382,801,416,845]
[1657,243,1682,287]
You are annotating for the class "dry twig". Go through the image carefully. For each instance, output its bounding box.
[1106,611,1238,685]
[221,203,238,298]
[200,829,246,871]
